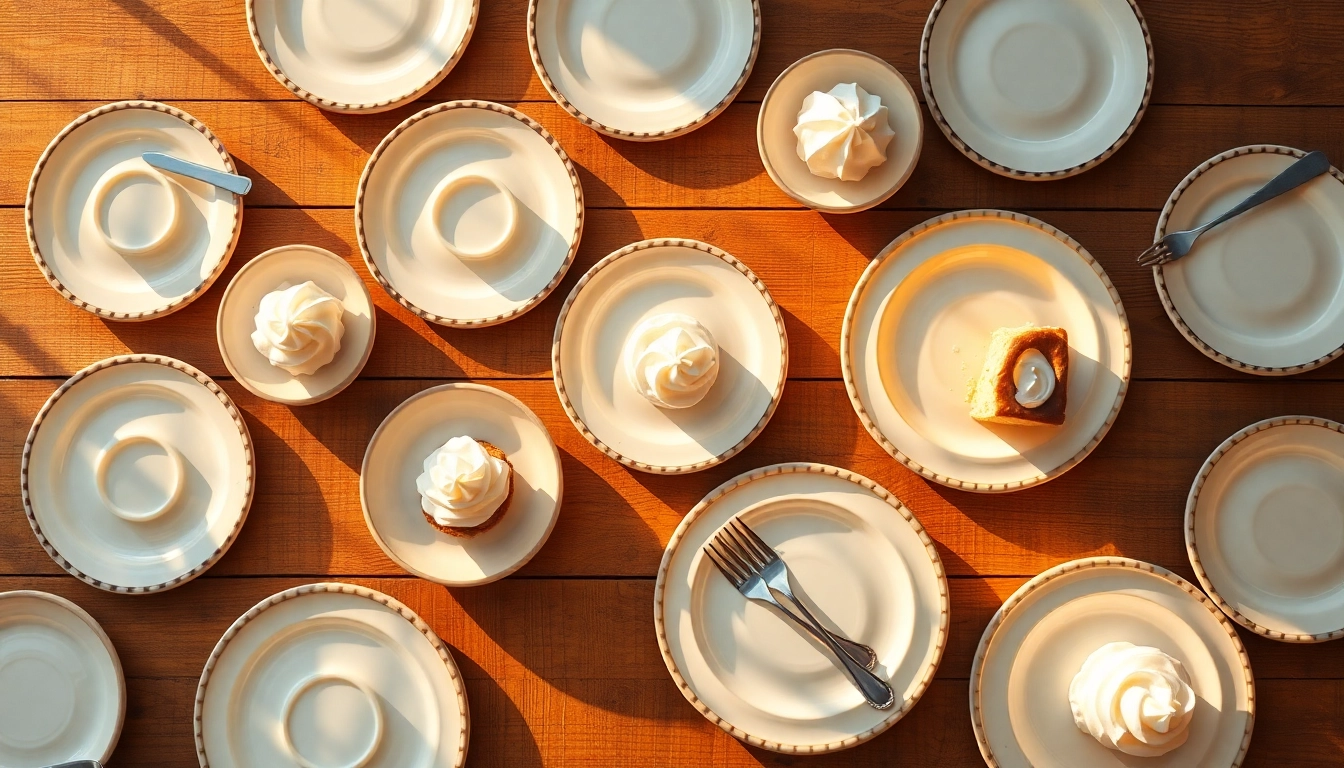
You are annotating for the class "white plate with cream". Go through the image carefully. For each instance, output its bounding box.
[843,210,1130,492]
[27,101,243,320]
[22,355,254,593]
[554,239,787,474]
[1155,145,1344,374]
[196,583,468,767]
[529,0,761,139]
[358,101,584,327]
[972,558,1254,767]
[362,383,563,586]
[247,0,478,113]
[218,244,376,405]
[758,49,923,213]
[0,590,125,766]
[655,463,948,753]
[921,0,1153,178]
[1188,417,1344,642]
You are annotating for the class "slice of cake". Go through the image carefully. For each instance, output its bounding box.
[970,325,1068,426]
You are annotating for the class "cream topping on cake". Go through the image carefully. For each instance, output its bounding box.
[793,83,895,182]
[416,436,511,529]
[251,281,345,376]
[623,313,719,409]
[1069,642,1197,758]
[1013,348,1056,408]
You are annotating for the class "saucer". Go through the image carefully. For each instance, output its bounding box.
[843,210,1130,492]
[362,384,563,586]
[22,355,255,593]
[1155,145,1344,374]
[217,244,376,405]
[357,101,584,327]
[553,239,787,474]
[529,0,761,139]
[972,558,1254,768]
[655,463,948,752]
[0,590,125,766]
[247,0,478,113]
[921,0,1153,178]
[758,49,923,213]
[196,583,468,767]
[1188,417,1344,642]
[27,101,243,320]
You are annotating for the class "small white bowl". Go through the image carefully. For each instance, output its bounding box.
[217,244,376,405]
[758,49,923,214]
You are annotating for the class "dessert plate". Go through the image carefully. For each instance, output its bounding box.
[358,101,584,327]
[0,590,125,766]
[758,49,923,213]
[22,355,254,593]
[247,0,478,113]
[554,239,787,473]
[921,0,1153,178]
[217,244,376,405]
[529,0,761,139]
[1155,145,1344,374]
[27,101,243,320]
[972,558,1254,767]
[843,210,1130,492]
[655,463,948,752]
[196,583,468,767]
[1188,417,1344,642]
[362,383,563,586]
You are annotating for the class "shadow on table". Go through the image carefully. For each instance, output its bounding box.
[451,649,544,768]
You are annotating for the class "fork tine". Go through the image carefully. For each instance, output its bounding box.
[709,530,756,579]
[730,518,777,564]
[704,541,746,588]
[723,521,768,570]
[1136,241,1170,268]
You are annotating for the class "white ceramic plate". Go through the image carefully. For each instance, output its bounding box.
[843,210,1130,492]
[0,590,125,766]
[1187,417,1344,642]
[27,101,243,320]
[358,101,584,327]
[758,49,923,213]
[655,463,948,753]
[529,0,761,139]
[921,0,1153,178]
[1155,145,1344,374]
[22,355,255,593]
[247,0,478,113]
[362,383,563,586]
[553,239,787,474]
[217,244,376,405]
[196,583,468,767]
[972,558,1254,768]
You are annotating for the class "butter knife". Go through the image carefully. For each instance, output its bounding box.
[142,151,252,195]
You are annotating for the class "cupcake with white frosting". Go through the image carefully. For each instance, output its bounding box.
[416,435,514,538]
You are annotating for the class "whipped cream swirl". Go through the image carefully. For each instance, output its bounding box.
[794,83,896,182]
[1069,642,1197,758]
[416,436,511,529]
[251,281,345,376]
[1013,348,1056,408]
[623,313,719,409]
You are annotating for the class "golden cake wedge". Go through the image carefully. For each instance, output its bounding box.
[970,325,1068,426]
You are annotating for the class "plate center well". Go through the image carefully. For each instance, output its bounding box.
[0,653,75,749]
[284,674,384,768]
[989,22,1088,114]
[594,0,698,83]
[1251,482,1344,581]
[312,0,421,56]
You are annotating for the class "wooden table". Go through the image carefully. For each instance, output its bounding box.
[4,1,1344,765]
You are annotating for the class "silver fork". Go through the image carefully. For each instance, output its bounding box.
[710,518,895,710]
[1137,150,1331,268]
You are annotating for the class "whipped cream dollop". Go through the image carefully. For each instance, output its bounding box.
[1069,642,1197,758]
[1013,348,1056,408]
[793,83,896,182]
[251,281,345,376]
[623,313,720,409]
[416,436,511,529]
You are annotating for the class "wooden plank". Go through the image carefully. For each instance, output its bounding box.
[0,576,1337,766]
[8,102,1344,211]
[5,0,1344,107]
[8,207,1344,383]
[2,378,1342,580]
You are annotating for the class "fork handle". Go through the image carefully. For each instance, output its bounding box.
[770,602,878,670]
[1197,150,1331,236]
[772,584,896,710]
